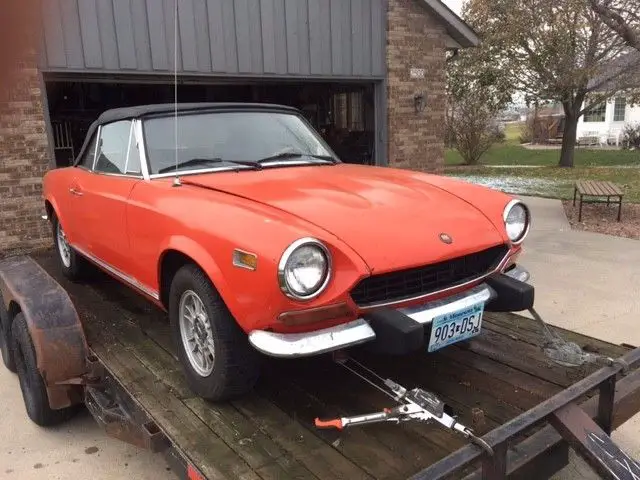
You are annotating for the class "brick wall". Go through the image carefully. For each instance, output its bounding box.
[386,0,448,172]
[0,55,52,256]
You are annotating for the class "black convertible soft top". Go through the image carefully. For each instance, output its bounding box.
[74,102,300,167]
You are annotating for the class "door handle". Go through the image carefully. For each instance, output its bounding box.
[69,187,83,196]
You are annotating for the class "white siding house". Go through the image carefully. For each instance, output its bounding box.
[576,96,640,145]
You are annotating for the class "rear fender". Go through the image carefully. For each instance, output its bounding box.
[0,256,87,409]
[44,195,69,239]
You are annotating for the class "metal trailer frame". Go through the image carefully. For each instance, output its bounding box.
[413,347,640,480]
[83,354,209,480]
[1,254,640,480]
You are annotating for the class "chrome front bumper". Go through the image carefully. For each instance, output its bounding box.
[248,266,530,358]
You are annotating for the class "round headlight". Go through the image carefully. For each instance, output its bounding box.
[278,238,331,300]
[503,200,530,244]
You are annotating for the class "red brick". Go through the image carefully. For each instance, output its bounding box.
[0,51,51,255]
[386,0,446,173]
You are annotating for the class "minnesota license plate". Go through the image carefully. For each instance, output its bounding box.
[427,302,484,353]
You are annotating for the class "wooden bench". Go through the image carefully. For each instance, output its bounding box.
[573,180,624,222]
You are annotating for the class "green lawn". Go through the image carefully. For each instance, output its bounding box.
[446,122,640,167]
[503,122,522,144]
[444,166,640,203]
[444,123,640,202]
[445,144,640,167]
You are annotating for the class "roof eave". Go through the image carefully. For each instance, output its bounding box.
[419,0,480,48]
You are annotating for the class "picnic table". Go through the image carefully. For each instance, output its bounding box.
[573,180,624,222]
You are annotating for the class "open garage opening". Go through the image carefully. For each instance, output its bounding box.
[44,78,379,168]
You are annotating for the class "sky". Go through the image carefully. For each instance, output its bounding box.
[442,0,464,15]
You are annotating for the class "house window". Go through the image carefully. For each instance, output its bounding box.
[583,103,606,122]
[613,97,626,122]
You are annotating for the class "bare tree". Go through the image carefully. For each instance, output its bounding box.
[465,0,640,167]
[447,95,504,165]
[588,0,640,51]
[446,42,513,165]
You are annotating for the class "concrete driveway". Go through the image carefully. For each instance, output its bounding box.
[518,196,640,480]
[519,196,640,346]
[0,195,638,479]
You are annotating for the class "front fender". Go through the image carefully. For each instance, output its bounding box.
[157,235,239,318]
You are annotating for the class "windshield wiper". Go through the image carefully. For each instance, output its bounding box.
[256,151,337,163]
[157,157,261,174]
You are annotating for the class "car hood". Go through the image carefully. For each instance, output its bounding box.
[182,164,510,273]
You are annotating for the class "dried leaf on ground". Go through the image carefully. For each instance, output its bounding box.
[562,200,640,240]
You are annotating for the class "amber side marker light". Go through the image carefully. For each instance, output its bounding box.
[278,303,353,326]
[232,249,258,270]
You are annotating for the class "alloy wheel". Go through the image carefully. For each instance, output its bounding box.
[179,290,215,377]
[56,222,72,268]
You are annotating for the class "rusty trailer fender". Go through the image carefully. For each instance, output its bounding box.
[0,255,87,409]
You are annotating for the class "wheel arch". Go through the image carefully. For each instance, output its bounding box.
[44,199,54,221]
[0,256,87,410]
[157,237,236,315]
[44,196,68,234]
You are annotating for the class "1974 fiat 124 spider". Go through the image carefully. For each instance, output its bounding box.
[43,103,534,401]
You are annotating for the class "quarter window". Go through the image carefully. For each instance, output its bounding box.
[126,128,141,174]
[78,132,97,169]
[95,120,133,175]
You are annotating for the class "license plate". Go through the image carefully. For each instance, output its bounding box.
[427,302,484,352]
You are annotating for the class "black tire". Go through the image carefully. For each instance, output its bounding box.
[51,213,87,281]
[0,291,16,373]
[12,313,78,426]
[169,264,261,401]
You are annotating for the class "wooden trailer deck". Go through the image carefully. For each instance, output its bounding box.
[33,252,633,480]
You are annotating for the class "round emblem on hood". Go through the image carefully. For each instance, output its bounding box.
[439,233,453,244]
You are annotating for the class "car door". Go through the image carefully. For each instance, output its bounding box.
[72,119,143,274]
[60,131,98,248]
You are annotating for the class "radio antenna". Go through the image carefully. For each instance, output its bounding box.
[172,0,181,187]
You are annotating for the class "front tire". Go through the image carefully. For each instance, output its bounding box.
[51,214,87,281]
[12,313,78,426]
[169,264,261,401]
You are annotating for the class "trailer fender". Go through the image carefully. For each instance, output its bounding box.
[0,255,88,409]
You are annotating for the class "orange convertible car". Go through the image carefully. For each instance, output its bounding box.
[43,103,534,401]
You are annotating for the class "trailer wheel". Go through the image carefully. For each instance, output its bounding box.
[0,292,16,373]
[169,264,261,401]
[51,214,87,281]
[12,313,77,426]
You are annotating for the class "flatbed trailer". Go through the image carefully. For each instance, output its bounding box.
[1,251,640,480]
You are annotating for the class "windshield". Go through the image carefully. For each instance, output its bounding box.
[142,111,338,175]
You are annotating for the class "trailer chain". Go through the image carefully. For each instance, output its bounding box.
[529,308,629,374]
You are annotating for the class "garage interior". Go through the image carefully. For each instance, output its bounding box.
[45,78,377,168]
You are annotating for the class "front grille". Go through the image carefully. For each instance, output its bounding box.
[350,244,509,307]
